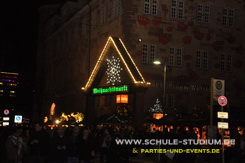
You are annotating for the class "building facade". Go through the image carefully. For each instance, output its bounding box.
[36,0,245,125]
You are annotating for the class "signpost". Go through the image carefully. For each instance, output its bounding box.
[210,78,225,125]
[3,109,10,126]
[217,95,228,163]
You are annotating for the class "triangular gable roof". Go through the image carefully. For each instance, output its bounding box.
[81,36,151,91]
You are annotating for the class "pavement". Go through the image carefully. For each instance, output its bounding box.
[93,155,156,163]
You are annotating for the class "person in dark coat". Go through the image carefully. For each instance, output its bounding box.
[50,125,70,163]
[28,122,49,163]
[67,125,81,163]
[5,127,24,163]
[78,127,95,163]
[100,129,111,163]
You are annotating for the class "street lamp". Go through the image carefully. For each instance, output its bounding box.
[153,60,167,108]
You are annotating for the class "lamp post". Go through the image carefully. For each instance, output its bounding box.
[153,60,167,108]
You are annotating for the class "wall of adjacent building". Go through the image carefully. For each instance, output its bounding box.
[36,0,245,122]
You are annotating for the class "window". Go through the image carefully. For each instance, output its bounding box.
[166,94,175,108]
[113,0,120,19]
[170,94,175,108]
[203,52,208,69]
[91,11,98,31]
[176,48,182,66]
[223,9,234,26]
[142,44,156,63]
[178,1,184,19]
[221,54,232,71]
[169,48,182,66]
[196,51,201,68]
[196,51,208,69]
[169,48,175,66]
[197,4,210,23]
[152,0,158,15]
[144,0,158,15]
[144,0,150,14]
[171,0,184,19]
[101,7,108,24]
[142,44,148,63]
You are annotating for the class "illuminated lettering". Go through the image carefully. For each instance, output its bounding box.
[93,85,129,94]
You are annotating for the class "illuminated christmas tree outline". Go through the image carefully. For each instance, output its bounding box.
[106,56,123,85]
[149,98,163,113]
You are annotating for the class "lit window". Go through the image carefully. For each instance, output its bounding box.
[10,91,15,94]
[0,90,3,93]
[0,82,3,85]
[223,9,234,26]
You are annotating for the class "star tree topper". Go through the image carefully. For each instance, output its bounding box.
[106,56,123,85]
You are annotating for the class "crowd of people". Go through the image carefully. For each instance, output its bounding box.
[0,123,244,163]
[0,123,133,163]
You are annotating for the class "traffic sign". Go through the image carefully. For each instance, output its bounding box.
[217,112,229,119]
[14,115,22,123]
[218,96,228,106]
[218,122,229,129]
[3,117,10,121]
[213,79,225,101]
[2,122,9,126]
[4,109,10,115]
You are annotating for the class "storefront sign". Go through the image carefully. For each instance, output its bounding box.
[116,94,128,103]
[153,113,164,120]
[217,112,229,119]
[93,85,128,95]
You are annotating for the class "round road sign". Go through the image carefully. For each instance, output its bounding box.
[215,81,223,90]
[218,96,228,106]
[4,109,10,115]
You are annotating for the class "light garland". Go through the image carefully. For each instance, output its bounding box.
[106,56,123,85]
[81,36,151,91]
[149,98,163,113]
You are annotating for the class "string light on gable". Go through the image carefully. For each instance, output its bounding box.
[106,56,123,85]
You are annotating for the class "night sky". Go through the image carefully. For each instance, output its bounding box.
[0,0,65,117]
